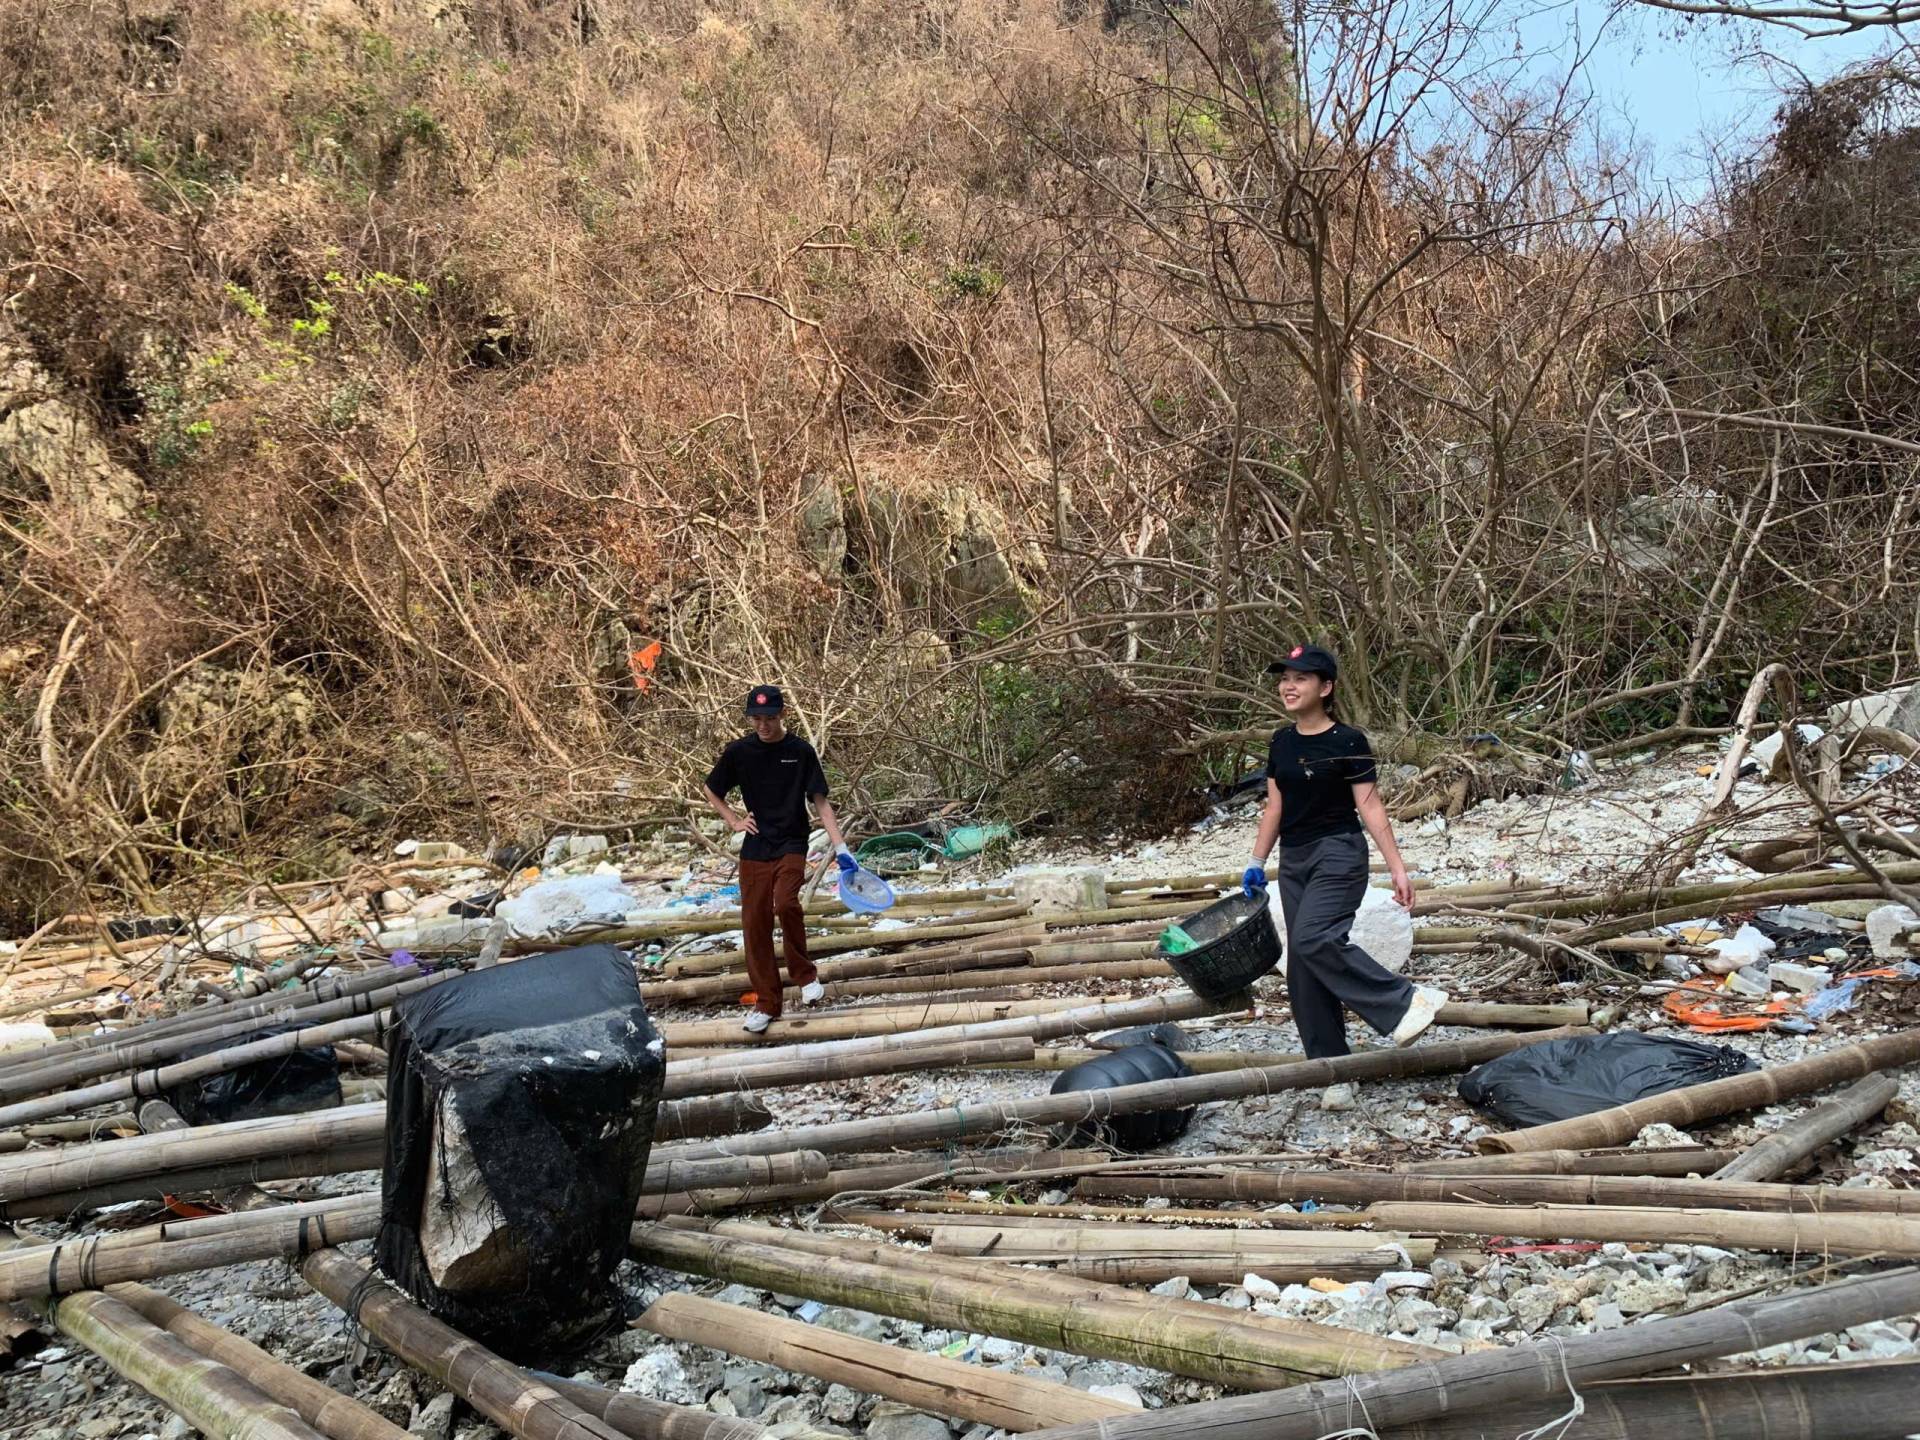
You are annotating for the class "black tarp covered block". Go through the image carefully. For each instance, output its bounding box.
[376,944,664,1359]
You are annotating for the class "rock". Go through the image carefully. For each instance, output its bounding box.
[1630,1123,1697,1149]
[724,1362,780,1417]
[707,1395,740,1418]
[410,1392,457,1440]
[1866,905,1920,960]
[1274,885,1412,975]
[370,1371,419,1424]
[1240,1273,1282,1302]
[0,319,142,519]
[1216,1287,1252,1310]
[978,1336,1024,1363]
[1583,1301,1626,1329]
[867,1403,953,1440]
[1508,1284,1559,1334]
[1611,1275,1687,1316]
[1009,868,1107,915]
[815,1306,888,1342]
[823,1384,865,1425]
[1390,1297,1448,1334]
[1459,1293,1508,1324]
[1844,1320,1917,1358]
[1319,1083,1357,1112]
[1087,1384,1145,1409]
[760,1396,827,1431]
[1148,1276,1191,1299]
[798,480,848,575]
[622,1349,706,1406]
[161,1419,193,1440]
[712,1285,769,1308]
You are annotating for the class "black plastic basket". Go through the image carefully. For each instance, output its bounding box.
[1160,891,1282,999]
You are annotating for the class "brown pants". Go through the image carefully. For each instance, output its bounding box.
[740,853,816,1017]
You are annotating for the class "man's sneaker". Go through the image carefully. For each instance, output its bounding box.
[800,979,825,1006]
[1321,1083,1357,1111]
[742,1011,772,1035]
[1391,986,1449,1047]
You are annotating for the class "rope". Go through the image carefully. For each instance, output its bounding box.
[1512,1336,1588,1440]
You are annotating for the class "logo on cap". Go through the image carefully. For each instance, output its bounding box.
[755,693,768,705]
[1289,645,1303,658]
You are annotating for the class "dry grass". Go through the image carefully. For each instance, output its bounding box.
[1,0,1916,924]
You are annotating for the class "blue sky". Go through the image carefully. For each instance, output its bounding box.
[1491,0,1905,197]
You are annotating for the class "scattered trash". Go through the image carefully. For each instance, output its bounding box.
[1767,960,1832,995]
[162,1025,342,1125]
[495,871,634,939]
[1459,1033,1758,1127]
[943,822,1013,860]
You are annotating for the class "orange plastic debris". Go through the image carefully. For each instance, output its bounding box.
[1662,979,1794,1032]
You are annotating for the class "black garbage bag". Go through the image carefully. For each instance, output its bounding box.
[1051,1040,1195,1152]
[162,1025,341,1125]
[376,944,664,1360]
[1459,1032,1758,1129]
[1092,1022,1189,1052]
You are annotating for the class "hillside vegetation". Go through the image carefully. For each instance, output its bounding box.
[2,0,1917,922]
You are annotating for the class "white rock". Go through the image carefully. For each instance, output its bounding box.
[1086,1384,1145,1409]
[1866,904,1919,959]
[1273,885,1413,974]
[1240,1273,1282,1301]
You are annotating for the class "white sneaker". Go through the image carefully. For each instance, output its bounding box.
[1321,1083,1357,1111]
[800,980,825,1006]
[1391,986,1449,1047]
[742,1011,772,1035]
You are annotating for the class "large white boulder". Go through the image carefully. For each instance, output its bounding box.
[1269,884,1414,975]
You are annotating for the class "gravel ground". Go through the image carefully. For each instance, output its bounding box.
[9,742,1920,1439]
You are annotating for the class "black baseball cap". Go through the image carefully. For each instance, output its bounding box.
[743,684,786,716]
[1267,644,1338,680]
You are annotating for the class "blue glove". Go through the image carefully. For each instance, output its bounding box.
[1242,863,1268,897]
[835,848,859,875]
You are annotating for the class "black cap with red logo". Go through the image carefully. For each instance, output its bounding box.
[1267,644,1338,679]
[743,685,786,716]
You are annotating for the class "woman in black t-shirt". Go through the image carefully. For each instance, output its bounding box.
[1242,645,1448,1082]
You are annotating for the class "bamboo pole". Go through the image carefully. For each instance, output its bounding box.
[637,1292,1133,1432]
[666,1037,1036,1099]
[0,967,444,1101]
[705,957,1176,1007]
[1482,1029,1920,1154]
[656,1092,774,1141]
[664,989,1243,1082]
[1504,861,1920,922]
[1361,1200,1920,1258]
[661,907,1038,974]
[636,1148,1110,1219]
[1369,1361,1920,1440]
[927,1226,1430,1284]
[638,1151,828,1195]
[111,1282,409,1440]
[536,1374,766,1440]
[1712,1073,1900,1183]
[640,947,1039,1005]
[629,1222,1436,1389]
[1401,1146,1739,1176]
[0,1093,772,1220]
[659,997,1089,1049]
[1015,1266,1920,1440]
[667,1028,1590,1165]
[298,1249,630,1440]
[36,1287,328,1440]
[1072,1169,1920,1215]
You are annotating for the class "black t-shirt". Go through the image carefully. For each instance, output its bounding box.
[704,733,830,862]
[1266,723,1378,844]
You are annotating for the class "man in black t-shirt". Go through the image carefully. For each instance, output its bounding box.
[702,685,856,1033]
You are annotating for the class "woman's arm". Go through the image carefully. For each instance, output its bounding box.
[1353,782,1414,908]
[1244,779,1283,892]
